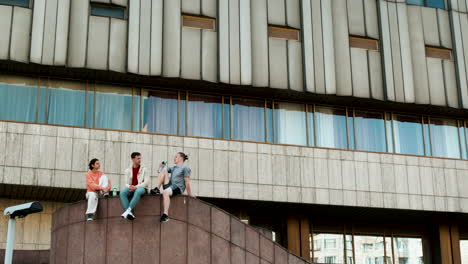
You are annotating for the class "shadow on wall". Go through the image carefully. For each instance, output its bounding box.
[0,249,49,264]
[50,195,309,264]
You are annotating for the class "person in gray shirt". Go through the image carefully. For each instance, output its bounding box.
[153,152,195,222]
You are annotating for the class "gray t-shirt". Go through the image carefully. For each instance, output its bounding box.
[167,164,191,192]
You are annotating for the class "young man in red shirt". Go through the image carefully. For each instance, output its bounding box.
[119,152,150,220]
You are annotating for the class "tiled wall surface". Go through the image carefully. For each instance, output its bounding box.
[50,195,308,264]
[1,121,468,214]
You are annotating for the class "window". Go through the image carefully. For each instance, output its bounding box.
[315,106,348,149]
[460,121,468,159]
[406,0,445,9]
[232,98,268,142]
[313,233,344,264]
[90,2,126,19]
[354,110,386,152]
[314,239,322,250]
[460,240,468,264]
[187,94,223,138]
[0,0,29,8]
[94,84,133,131]
[393,114,425,156]
[430,118,461,158]
[0,76,38,123]
[142,89,179,135]
[393,237,424,264]
[46,80,87,127]
[354,236,385,264]
[274,102,307,146]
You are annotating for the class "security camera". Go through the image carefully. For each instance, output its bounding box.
[3,202,43,219]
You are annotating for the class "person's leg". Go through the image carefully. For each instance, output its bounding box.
[162,188,173,215]
[119,188,131,210]
[128,187,147,210]
[85,192,98,215]
[156,170,170,189]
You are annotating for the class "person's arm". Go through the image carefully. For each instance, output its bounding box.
[124,169,132,189]
[185,176,195,197]
[86,173,102,191]
[135,167,149,189]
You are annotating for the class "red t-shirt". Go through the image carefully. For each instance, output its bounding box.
[132,166,140,186]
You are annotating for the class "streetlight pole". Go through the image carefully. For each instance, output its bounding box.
[4,217,16,264]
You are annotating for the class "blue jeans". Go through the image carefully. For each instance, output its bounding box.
[119,187,146,210]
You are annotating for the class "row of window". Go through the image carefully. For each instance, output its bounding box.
[312,233,424,264]
[0,0,447,16]
[1,75,467,160]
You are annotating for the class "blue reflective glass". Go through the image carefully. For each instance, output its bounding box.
[459,124,467,159]
[91,6,125,19]
[423,120,432,156]
[47,80,86,127]
[355,110,386,152]
[393,114,425,156]
[38,85,47,123]
[95,84,132,131]
[142,89,178,134]
[0,0,29,8]
[315,106,348,149]
[307,106,315,146]
[385,114,394,153]
[188,94,223,138]
[348,109,355,150]
[274,102,307,146]
[180,93,186,135]
[133,90,141,131]
[86,88,94,128]
[426,0,445,8]
[0,76,37,123]
[223,98,231,139]
[407,0,424,5]
[430,118,461,158]
[232,98,266,142]
[266,102,274,143]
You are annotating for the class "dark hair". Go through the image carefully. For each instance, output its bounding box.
[131,152,141,159]
[89,159,99,170]
[177,152,189,161]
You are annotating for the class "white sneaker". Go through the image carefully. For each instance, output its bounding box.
[121,209,129,219]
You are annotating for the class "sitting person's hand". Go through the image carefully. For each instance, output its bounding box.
[129,185,137,192]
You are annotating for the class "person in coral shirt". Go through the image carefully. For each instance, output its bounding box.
[85,159,111,221]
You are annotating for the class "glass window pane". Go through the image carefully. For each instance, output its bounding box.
[393,237,424,264]
[0,0,30,8]
[354,235,385,264]
[386,113,394,153]
[393,114,425,156]
[348,109,355,150]
[266,101,274,143]
[187,94,223,138]
[313,233,344,264]
[274,102,307,146]
[426,0,445,8]
[423,117,431,156]
[38,80,47,123]
[133,89,141,131]
[223,97,231,139]
[461,240,468,264]
[406,0,424,5]
[430,118,461,158]
[315,106,348,149]
[458,121,468,159]
[86,85,95,128]
[180,91,186,136]
[142,89,178,134]
[0,75,38,123]
[95,84,133,131]
[47,80,86,127]
[232,98,266,142]
[355,110,386,152]
[307,105,315,146]
[91,5,125,19]
[346,234,354,264]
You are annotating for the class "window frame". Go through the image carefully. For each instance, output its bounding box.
[89,2,127,20]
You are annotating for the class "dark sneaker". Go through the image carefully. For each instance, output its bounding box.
[160,214,169,222]
[150,187,161,195]
[126,211,135,221]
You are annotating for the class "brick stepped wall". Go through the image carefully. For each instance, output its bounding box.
[50,195,309,264]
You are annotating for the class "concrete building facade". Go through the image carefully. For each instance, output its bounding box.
[1,0,468,263]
